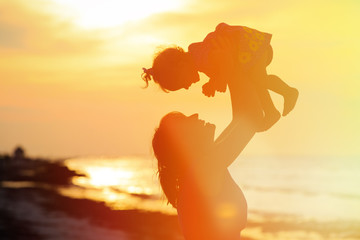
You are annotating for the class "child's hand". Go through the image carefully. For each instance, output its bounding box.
[214,79,227,93]
[202,82,216,97]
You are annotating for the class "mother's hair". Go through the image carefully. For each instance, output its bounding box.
[153,111,206,208]
[153,112,183,208]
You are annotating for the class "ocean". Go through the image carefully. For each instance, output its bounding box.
[60,155,360,240]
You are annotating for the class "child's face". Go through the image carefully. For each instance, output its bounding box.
[181,69,200,90]
[179,57,200,90]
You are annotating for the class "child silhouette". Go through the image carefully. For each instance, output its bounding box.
[142,23,298,131]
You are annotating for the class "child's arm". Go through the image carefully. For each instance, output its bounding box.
[202,77,226,97]
[202,36,235,97]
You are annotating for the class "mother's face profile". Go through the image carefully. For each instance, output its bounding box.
[152,112,216,207]
[153,112,216,163]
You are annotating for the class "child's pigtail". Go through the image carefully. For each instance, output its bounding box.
[142,67,154,88]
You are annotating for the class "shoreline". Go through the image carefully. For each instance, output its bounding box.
[2,185,359,240]
[1,154,359,240]
[0,186,360,240]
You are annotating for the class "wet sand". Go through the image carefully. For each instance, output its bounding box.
[0,186,184,240]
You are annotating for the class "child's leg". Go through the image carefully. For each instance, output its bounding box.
[265,75,299,116]
[250,65,281,131]
[255,85,281,131]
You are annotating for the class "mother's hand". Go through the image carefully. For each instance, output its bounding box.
[211,69,263,169]
[228,70,264,127]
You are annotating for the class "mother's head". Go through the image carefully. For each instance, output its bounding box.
[153,112,215,208]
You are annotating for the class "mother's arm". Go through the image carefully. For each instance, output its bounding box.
[212,71,263,168]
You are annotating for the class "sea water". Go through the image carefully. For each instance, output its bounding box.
[62,155,360,240]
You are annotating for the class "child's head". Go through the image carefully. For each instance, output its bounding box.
[142,46,199,92]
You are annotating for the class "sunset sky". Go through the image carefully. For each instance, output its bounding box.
[1,0,359,158]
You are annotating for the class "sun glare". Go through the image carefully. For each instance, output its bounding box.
[74,166,134,188]
[51,0,184,29]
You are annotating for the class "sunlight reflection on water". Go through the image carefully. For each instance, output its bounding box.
[62,155,360,222]
[63,156,176,214]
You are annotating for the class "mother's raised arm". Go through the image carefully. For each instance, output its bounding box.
[212,71,263,168]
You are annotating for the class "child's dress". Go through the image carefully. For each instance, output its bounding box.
[188,23,272,92]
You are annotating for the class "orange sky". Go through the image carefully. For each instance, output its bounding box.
[1,0,360,158]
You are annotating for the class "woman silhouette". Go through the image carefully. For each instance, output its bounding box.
[152,69,263,239]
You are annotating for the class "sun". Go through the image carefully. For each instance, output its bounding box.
[51,0,184,29]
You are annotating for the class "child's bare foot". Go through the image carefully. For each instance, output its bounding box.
[258,110,281,132]
[283,87,299,116]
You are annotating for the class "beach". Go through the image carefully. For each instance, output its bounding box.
[2,185,359,240]
[0,186,184,240]
[1,155,359,240]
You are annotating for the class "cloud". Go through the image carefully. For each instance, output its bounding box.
[0,0,103,55]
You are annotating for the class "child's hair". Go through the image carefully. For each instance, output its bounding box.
[142,46,186,92]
